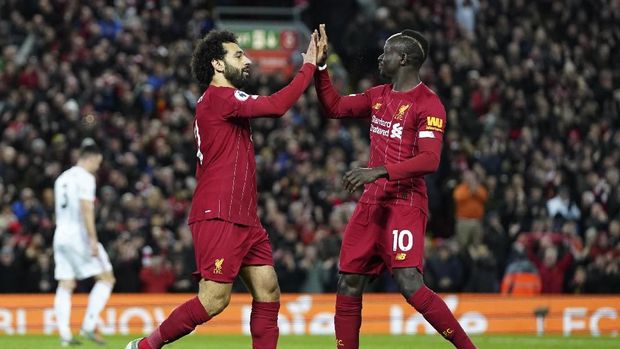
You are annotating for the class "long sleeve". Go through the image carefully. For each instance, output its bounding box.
[314,69,371,118]
[385,97,446,181]
[221,63,316,118]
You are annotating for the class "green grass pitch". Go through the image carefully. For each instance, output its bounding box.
[1,334,618,349]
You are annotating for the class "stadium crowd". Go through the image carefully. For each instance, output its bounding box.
[1,0,619,294]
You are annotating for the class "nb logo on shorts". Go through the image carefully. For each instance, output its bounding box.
[442,328,454,338]
[336,339,344,347]
[396,253,407,261]
[214,258,224,274]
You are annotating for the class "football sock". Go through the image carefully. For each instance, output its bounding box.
[54,286,73,341]
[250,300,280,349]
[407,286,476,349]
[140,296,211,349]
[82,281,113,332]
[334,294,362,349]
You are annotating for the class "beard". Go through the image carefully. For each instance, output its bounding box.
[224,62,249,89]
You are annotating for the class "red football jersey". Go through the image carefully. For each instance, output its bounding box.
[189,63,315,226]
[315,69,446,211]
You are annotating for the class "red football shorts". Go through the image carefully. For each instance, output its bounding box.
[190,219,273,283]
[339,203,427,275]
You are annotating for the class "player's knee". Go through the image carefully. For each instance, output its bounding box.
[337,273,366,297]
[59,280,76,290]
[104,275,116,285]
[96,272,116,285]
[256,280,280,302]
[393,268,424,299]
[198,291,231,316]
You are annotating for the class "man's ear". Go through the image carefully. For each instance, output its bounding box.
[400,53,409,66]
[212,59,224,73]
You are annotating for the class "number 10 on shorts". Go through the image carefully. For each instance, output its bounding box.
[392,229,413,251]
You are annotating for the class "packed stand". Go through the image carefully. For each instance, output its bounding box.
[1,0,619,294]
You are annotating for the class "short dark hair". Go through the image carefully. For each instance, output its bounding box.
[79,138,101,158]
[191,30,238,85]
[390,29,429,68]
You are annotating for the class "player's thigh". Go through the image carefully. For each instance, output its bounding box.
[239,227,279,301]
[239,265,280,302]
[78,243,113,280]
[197,278,233,316]
[190,219,251,283]
[242,226,275,268]
[53,245,77,281]
[339,203,384,275]
[382,205,427,272]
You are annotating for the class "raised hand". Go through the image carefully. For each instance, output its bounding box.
[317,24,328,66]
[301,30,318,66]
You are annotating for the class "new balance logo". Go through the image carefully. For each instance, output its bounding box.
[390,123,403,139]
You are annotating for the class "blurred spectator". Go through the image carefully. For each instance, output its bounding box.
[426,242,464,293]
[547,187,581,221]
[453,169,488,249]
[500,257,542,296]
[0,246,22,292]
[139,255,176,293]
[462,243,498,292]
[455,0,480,38]
[524,235,586,293]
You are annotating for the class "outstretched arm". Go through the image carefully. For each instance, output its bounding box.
[225,31,318,118]
[314,24,371,119]
[315,70,372,118]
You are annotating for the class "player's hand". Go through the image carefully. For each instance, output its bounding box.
[343,166,388,193]
[301,30,318,66]
[317,24,328,66]
[90,240,99,257]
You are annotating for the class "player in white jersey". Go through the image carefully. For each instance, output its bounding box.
[53,140,115,346]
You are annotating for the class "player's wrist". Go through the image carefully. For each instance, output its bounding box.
[372,166,388,180]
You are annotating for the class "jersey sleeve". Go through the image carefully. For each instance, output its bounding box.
[385,95,446,181]
[314,69,371,118]
[219,63,315,119]
[77,173,96,201]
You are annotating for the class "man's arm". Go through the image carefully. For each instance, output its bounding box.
[314,23,371,119]
[225,63,316,118]
[314,69,372,119]
[453,185,470,203]
[79,175,99,256]
[80,199,99,256]
[384,99,446,181]
[224,31,318,119]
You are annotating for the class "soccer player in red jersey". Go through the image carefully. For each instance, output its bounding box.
[125,30,319,349]
[314,25,477,349]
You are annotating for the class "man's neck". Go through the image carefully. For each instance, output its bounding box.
[391,69,421,92]
[210,74,235,88]
[76,161,91,174]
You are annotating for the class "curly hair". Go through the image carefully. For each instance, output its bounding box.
[191,30,238,85]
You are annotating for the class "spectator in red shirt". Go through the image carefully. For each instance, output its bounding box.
[526,239,575,294]
[139,255,175,293]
